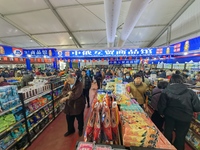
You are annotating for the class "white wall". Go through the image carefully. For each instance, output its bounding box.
[153,0,200,46]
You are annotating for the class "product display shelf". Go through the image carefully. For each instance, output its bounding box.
[189,129,200,139]
[185,139,198,150]
[24,90,51,104]
[5,132,27,150]
[21,143,29,150]
[53,85,64,91]
[0,103,22,116]
[27,101,52,118]
[28,110,53,132]
[30,119,54,142]
[193,117,200,124]
[55,109,63,118]
[0,118,25,137]
[54,96,61,101]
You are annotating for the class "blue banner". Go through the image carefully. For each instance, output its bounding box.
[56,48,174,58]
[0,45,13,56]
[23,49,56,57]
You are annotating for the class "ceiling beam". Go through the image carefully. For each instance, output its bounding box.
[147,0,195,47]
[0,24,167,38]
[44,0,82,48]
[0,14,47,47]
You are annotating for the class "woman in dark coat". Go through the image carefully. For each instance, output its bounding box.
[60,73,85,137]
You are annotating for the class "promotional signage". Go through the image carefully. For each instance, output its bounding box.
[23,49,56,57]
[57,47,174,58]
[109,60,140,65]
[170,36,200,53]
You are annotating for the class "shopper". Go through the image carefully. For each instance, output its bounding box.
[151,81,168,132]
[129,74,148,109]
[81,70,91,108]
[123,72,133,83]
[21,71,34,87]
[158,74,200,150]
[89,80,98,102]
[60,73,85,137]
[0,75,10,86]
[94,68,102,89]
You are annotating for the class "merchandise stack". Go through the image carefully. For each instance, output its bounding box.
[82,80,175,150]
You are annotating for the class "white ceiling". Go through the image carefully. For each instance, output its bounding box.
[0,0,197,49]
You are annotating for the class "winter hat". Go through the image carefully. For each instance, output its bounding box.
[134,73,142,79]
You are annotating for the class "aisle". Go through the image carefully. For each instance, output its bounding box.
[27,106,91,150]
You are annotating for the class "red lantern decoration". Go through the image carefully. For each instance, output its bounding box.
[101,58,104,62]
[129,56,132,60]
[110,58,113,61]
[84,59,87,63]
[68,59,70,62]
[92,59,95,62]
[14,57,18,61]
[51,58,54,62]
[76,59,79,63]
[120,57,122,60]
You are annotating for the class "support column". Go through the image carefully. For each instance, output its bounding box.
[25,58,31,70]
[69,61,73,69]
[53,58,58,70]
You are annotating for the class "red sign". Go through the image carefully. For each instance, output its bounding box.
[174,44,181,52]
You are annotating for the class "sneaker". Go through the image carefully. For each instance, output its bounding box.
[64,131,75,137]
[78,130,83,137]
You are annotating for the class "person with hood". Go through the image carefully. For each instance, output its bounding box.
[158,74,200,150]
[123,72,133,83]
[151,81,168,131]
[60,73,85,137]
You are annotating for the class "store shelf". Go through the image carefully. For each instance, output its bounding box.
[21,143,29,150]
[0,119,25,136]
[0,103,22,116]
[185,139,198,150]
[27,101,52,118]
[31,119,54,142]
[24,90,51,104]
[54,96,62,101]
[193,117,200,125]
[6,132,27,150]
[29,110,53,132]
[53,85,64,91]
[189,129,200,138]
[55,110,63,118]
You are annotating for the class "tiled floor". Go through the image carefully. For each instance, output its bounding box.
[27,106,91,150]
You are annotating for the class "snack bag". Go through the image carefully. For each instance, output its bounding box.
[111,101,119,144]
[102,102,112,142]
[93,102,101,143]
[84,108,96,142]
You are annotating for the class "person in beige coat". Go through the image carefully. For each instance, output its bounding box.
[129,74,148,109]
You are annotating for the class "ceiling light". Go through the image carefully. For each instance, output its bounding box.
[30,39,33,42]
[184,52,188,55]
[69,36,73,40]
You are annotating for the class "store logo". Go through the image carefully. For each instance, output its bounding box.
[0,46,5,55]
[57,51,62,57]
[12,48,23,57]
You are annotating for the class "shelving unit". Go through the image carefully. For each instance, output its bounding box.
[24,90,51,104]
[0,103,22,116]
[0,79,65,150]
[185,139,198,150]
[27,101,52,118]
[6,132,27,150]
[0,119,25,137]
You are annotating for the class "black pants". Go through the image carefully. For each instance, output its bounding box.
[96,80,101,89]
[164,116,190,150]
[83,89,90,106]
[151,110,164,132]
[66,110,84,133]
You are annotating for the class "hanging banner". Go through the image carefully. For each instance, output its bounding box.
[23,49,56,57]
[109,60,139,65]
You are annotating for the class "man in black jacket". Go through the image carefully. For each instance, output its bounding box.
[158,74,200,150]
[81,70,91,108]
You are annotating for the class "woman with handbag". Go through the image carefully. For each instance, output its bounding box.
[60,73,85,137]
